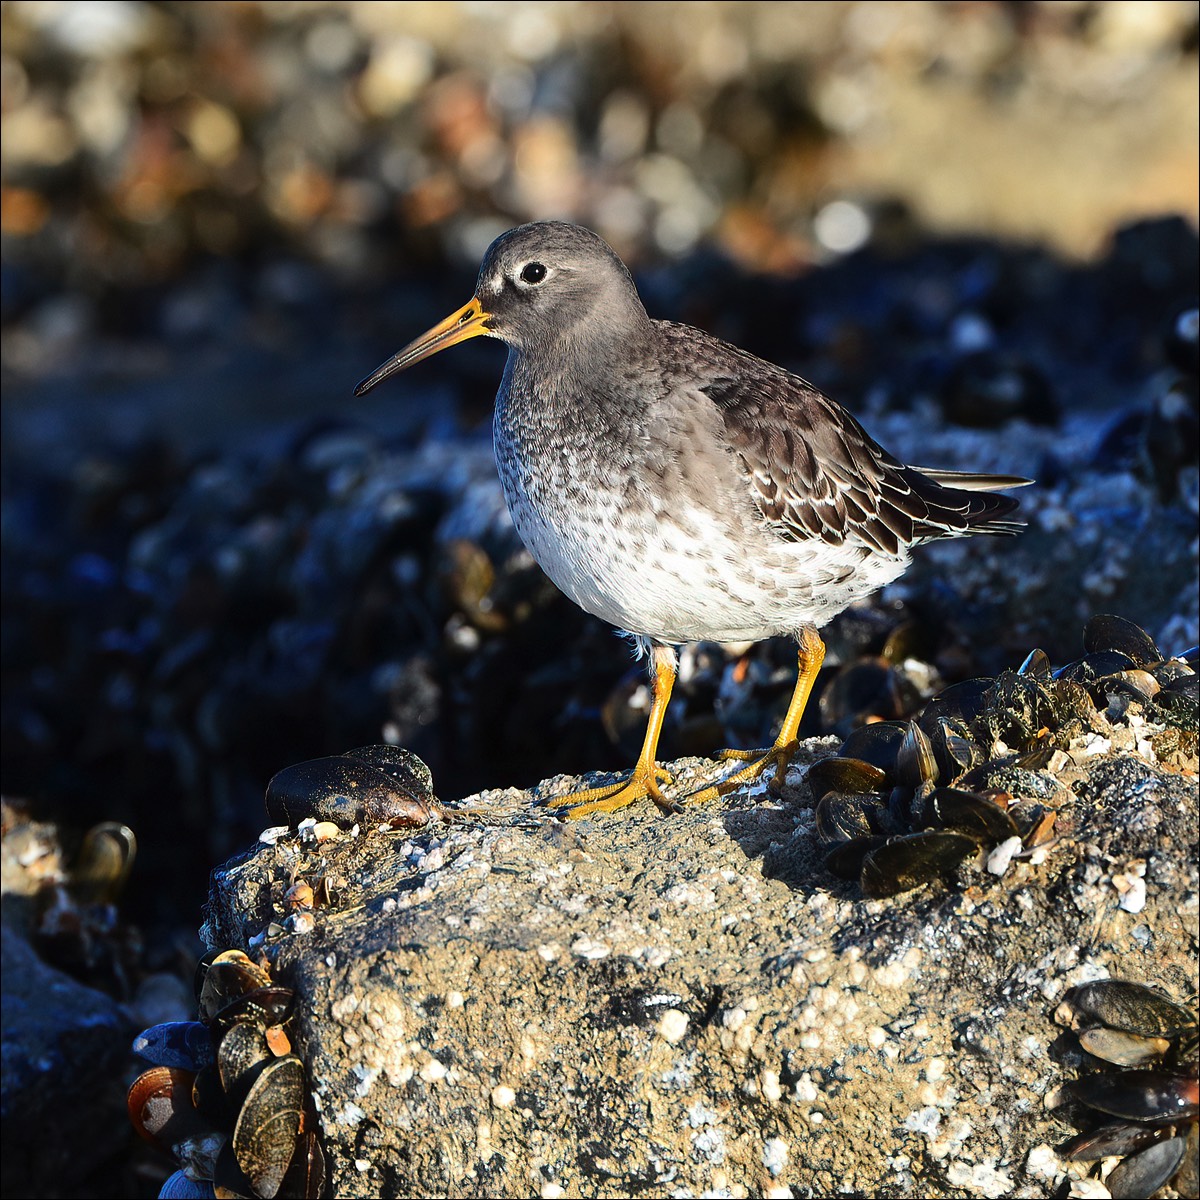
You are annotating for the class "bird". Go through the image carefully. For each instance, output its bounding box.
[355,221,1029,819]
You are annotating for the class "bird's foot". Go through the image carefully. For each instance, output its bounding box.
[540,765,677,820]
[686,740,798,806]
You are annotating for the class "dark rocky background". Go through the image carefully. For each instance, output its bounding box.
[1,3,1197,1197]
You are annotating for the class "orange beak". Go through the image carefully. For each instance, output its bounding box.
[354,297,494,396]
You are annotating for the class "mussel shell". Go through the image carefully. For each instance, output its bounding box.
[265,756,433,831]
[1056,651,1138,686]
[819,657,924,734]
[343,744,434,799]
[1104,1134,1187,1200]
[191,1064,231,1125]
[928,717,982,783]
[917,677,993,728]
[218,1021,273,1106]
[1152,659,1194,685]
[133,1021,215,1072]
[805,757,888,801]
[930,788,1019,845]
[1017,649,1052,679]
[823,836,886,881]
[210,986,294,1034]
[1050,677,1100,723]
[859,831,978,898]
[232,1055,305,1199]
[1067,1069,1199,1123]
[979,672,1063,746]
[127,1066,206,1150]
[814,792,879,844]
[959,764,1068,806]
[213,1140,258,1200]
[896,722,938,789]
[1079,1027,1172,1067]
[70,821,137,905]
[1083,614,1162,668]
[1100,670,1161,702]
[199,952,273,1022]
[1155,672,1200,725]
[1058,980,1194,1039]
[278,1129,326,1200]
[1059,1122,1166,1162]
[837,721,908,776]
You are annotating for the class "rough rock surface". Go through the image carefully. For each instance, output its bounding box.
[0,926,135,1196]
[204,736,1198,1199]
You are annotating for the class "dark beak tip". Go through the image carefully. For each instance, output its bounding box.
[352,378,372,397]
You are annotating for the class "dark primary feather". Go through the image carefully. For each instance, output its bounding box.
[661,323,1029,558]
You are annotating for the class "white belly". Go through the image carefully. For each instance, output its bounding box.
[497,448,907,644]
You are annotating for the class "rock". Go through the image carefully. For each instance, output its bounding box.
[0,925,135,1196]
[202,737,1197,1199]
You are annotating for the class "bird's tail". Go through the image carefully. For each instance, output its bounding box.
[904,467,1031,538]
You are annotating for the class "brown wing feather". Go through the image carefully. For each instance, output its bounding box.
[663,325,1027,555]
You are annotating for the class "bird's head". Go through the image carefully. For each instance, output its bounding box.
[354,221,646,396]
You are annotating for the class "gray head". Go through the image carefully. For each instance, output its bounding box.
[355,221,649,395]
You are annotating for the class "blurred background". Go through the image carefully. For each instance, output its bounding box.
[1,3,1198,1194]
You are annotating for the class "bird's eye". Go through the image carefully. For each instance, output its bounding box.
[520,262,547,285]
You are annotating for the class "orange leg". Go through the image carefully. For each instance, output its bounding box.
[542,645,679,819]
[688,626,826,804]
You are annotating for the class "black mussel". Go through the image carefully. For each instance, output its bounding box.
[210,986,295,1034]
[823,835,886,881]
[814,792,880,844]
[928,717,982,783]
[880,620,937,666]
[977,672,1061,748]
[838,721,908,776]
[1050,677,1100,724]
[818,658,922,734]
[1056,651,1139,687]
[930,788,1019,844]
[190,1064,230,1126]
[1156,672,1199,725]
[1104,1135,1187,1200]
[1056,980,1195,1040]
[279,1128,326,1200]
[896,722,938,789]
[959,763,1069,807]
[343,744,435,799]
[1017,649,1052,679]
[1067,1070,1199,1123]
[133,1021,214,1072]
[127,1066,207,1151]
[917,678,993,729]
[1012,744,1057,771]
[859,831,978,898]
[265,749,438,831]
[198,951,272,1022]
[1152,658,1195,685]
[1059,1122,1167,1162]
[805,757,888,801]
[1083,614,1162,668]
[213,1140,258,1199]
[1079,1028,1172,1067]
[1099,671,1161,707]
[231,1055,305,1199]
[70,821,137,905]
[218,1022,272,1107]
